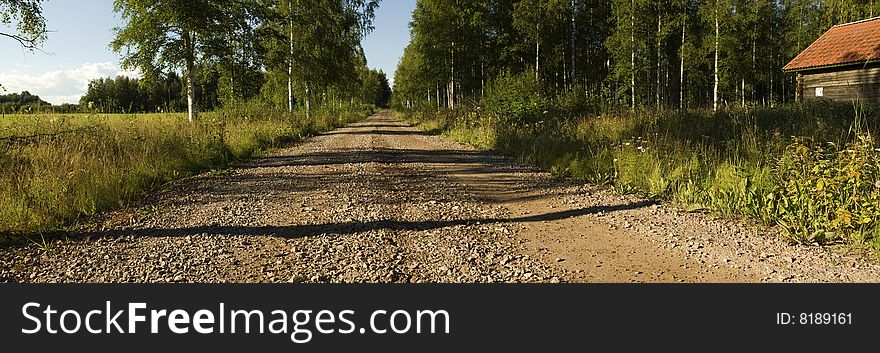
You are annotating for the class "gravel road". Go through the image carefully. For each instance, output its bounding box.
[2,110,878,283]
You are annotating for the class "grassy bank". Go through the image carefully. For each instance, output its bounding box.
[400,99,880,251]
[0,104,373,236]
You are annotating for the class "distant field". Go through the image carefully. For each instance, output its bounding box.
[1,112,190,132]
[0,107,373,237]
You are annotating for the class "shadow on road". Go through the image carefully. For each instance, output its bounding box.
[99,200,656,239]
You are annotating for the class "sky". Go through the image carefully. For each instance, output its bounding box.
[363,0,416,87]
[0,0,416,105]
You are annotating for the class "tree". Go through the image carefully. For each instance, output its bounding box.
[396,0,871,112]
[372,70,391,107]
[111,0,231,122]
[607,0,644,110]
[1,0,47,90]
[258,0,378,119]
[0,0,46,50]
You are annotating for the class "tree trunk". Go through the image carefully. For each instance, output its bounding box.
[680,15,686,110]
[769,61,774,107]
[436,84,440,111]
[751,33,756,104]
[288,3,294,120]
[656,14,662,109]
[305,83,311,120]
[535,40,541,81]
[571,0,577,88]
[480,61,485,98]
[713,4,719,113]
[630,0,636,111]
[449,42,456,110]
[185,31,197,122]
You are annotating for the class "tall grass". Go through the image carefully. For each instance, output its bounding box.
[401,85,880,250]
[0,103,373,235]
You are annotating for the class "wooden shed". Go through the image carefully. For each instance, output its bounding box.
[783,17,880,104]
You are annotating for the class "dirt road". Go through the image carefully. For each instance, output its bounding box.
[2,111,878,283]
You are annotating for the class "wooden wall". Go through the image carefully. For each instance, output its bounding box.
[797,64,880,104]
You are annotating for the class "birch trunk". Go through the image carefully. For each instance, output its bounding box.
[570,0,577,88]
[288,4,294,120]
[305,83,311,120]
[449,42,456,109]
[185,31,197,122]
[680,16,685,110]
[535,40,540,81]
[630,0,636,111]
[713,5,719,113]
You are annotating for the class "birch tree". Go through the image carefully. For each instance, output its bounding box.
[112,0,230,122]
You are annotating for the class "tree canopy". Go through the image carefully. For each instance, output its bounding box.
[0,0,47,50]
[108,0,384,120]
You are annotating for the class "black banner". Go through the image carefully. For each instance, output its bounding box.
[1,284,876,351]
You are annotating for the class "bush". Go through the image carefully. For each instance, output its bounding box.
[480,71,549,124]
[554,86,601,118]
[772,136,880,246]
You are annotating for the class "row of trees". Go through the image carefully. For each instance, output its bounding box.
[80,75,187,113]
[0,91,50,114]
[106,0,385,119]
[394,0,880,112]
[3,1,390,116]
[81,66,391,114]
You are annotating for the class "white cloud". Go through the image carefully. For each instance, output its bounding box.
[0,62,141,105]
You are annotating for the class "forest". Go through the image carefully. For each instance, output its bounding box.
[393,0,880,110]
[0,91,52,114]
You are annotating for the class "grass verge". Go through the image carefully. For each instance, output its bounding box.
[399,100,880,252]
[0,104,373,242]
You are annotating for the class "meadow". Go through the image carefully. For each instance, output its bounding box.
[400,94,880,251]
[0,104,373,237]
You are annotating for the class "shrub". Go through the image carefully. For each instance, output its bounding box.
[480,71,549,124]
[772,136,880,246]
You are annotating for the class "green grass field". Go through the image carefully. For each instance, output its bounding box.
[0,106,373,237]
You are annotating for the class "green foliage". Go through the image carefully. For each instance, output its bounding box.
[772,136,880,247]
[0,0,47,50]
[0,91,50,113]
[395,0,880,112]
[256,0,380,110]
[481,71,548,124]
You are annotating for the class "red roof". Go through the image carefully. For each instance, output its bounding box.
[783,17,880,72]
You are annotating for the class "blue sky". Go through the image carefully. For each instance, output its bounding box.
[0,0,415,105]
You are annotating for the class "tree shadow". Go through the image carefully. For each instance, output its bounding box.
[98,200,657,240]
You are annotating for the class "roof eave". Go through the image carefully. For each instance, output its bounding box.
[783,58,880,73]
